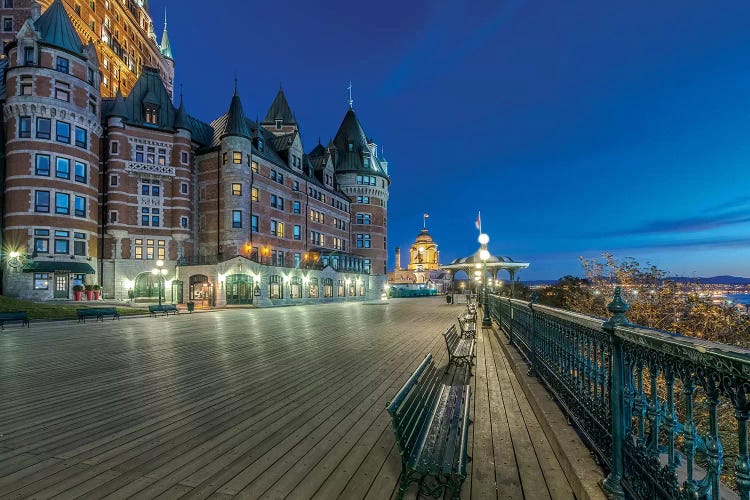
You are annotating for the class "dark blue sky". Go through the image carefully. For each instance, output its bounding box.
[153,0,750,280]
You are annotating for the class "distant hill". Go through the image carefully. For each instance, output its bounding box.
[523,276,750,286]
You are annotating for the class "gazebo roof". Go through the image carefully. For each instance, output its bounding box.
[443,249,530,272]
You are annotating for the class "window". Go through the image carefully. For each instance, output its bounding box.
[293,180,299,192]
[141,207,150,226]
[135,145,144,162]
[233,151,242,164]
[55,87,69,102]
[75,127,87,148]
[55,121,71,143]
[18,116,31,138]
[293,225,301,240]
[157,148,167,166]
[74,235,86,256]
[231,183,242,196]
[56,157,70,179]
[251,215,258,232]
[55,193,70,215]
[356,175,377,186]
[108,210,118,223]
[74,196,86,217]
[232,210,242,228]
[271,220,284,237]
[275,119,282,130]
[356,196,370,204]
[252,187,258,202]
[144,104,158,124]
[36,117,50,139]
[222,152,227,165]
[22,47,34,66]
[293,201,301,214]
[74,161,86,183]
[151,208,160,227]
[356,213,372,225]
[34,273,50,290]
[270,194,284,210]
[35,154,50,176]
[4,1,13,8]
[270,170,276,182]
[181,151,188,164]
[109,174,118,187]
[269,275,282,299]
[251,161,259,173]
[364,259,372,274]
[54,238,69,254]
[356,234,371,248]
[87,67,94,85]
[181,216,188,228]
[181,183,188,195]
[35,191,50,212]
[2,17,12,32]
[56,57,69,73]
[20,76,32,95]
[324,278,333,298]
[309,278,319,298]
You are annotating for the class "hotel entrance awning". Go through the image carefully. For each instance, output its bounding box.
[22,261,96,274]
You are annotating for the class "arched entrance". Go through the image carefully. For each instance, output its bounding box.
[226,274,253,305]
[133,272,160,302]
[189,274,214,308]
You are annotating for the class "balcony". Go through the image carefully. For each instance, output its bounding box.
[125,161,175,177]
[486,289,747,499]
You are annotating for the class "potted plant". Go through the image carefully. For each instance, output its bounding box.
[92,284,101,300]
[446,295,453,304]
[84,284,94,301]
[73,285,84,301]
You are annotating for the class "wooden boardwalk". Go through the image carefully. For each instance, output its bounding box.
[0,297,575,499]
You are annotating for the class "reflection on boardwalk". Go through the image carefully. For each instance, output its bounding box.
[0,297,577,498]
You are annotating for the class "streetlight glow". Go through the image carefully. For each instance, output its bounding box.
[478,233,489,245]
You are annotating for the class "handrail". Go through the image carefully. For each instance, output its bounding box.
[487,290,750,499]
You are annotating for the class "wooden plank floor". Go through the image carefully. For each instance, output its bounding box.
[0,297,575,499]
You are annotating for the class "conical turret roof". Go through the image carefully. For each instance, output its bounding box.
[160,14,173,60]
[107,90,127,118]
[35,0,84,55]
[174,95,189,130]
[224,88,250,138]
[263,87,297,125]
[332,108,386,175]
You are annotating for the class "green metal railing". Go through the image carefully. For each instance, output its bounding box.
[487,288,750,499]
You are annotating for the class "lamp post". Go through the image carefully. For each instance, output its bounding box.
[478,233,492,327]
[151,259,168,306]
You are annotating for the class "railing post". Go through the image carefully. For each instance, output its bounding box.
[528,292,539,376]
[507,297,514,346]
[601,287,630,499]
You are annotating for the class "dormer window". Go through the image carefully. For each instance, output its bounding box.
[23,46,34,65]
[144,104,158,125]
[348,143,354,152]
[275,119,282,130]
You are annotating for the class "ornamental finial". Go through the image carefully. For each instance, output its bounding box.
[603,286,630,331]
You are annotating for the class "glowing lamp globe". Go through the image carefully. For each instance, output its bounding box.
[478,233,489,245]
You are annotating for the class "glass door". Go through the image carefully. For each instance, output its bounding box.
[54,274,69,299]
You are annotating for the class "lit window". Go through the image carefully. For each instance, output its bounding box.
[34,273,50,290]
[251,161,259,173]
[252,188,258,202]
[233,152,242,164]
[232,183,242,196]
[144,104,158,124]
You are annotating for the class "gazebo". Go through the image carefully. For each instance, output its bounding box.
[443,250,529,298]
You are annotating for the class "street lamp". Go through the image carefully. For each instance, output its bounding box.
[478,233,492,327]
[151,259,168,306]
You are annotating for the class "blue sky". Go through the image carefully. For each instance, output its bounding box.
[153,0,750,280]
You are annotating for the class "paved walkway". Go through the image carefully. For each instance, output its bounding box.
[0,297,574,499]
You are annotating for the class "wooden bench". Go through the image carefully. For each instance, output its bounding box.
[443,324,475,373]
[149,304,178,317]
[77,307,119,323]
[386,354,471,500]
[457,313,476,339]
[0,311,30,330]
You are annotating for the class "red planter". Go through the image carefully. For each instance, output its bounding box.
[85,290,94,300]
[93,291,100,300]
[74,291,82,301]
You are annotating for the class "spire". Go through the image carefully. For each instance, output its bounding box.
[224,82,250,138]
[347,81,353,109]
[160,9,173,60]
[263,87,297,125]
[107,90,127,119]
[35,0,85,55]
[174,89,189,131]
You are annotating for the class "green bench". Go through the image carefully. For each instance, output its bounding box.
[386,354,471,500]
[77,307,119,323]
[443,324,475,373]
[148,304,178,317]
[0,311,30,330]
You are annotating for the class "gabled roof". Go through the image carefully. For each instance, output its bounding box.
[263,88,297,125]
[332,108,387,176]
[270,132,296,152]
[35,0,85,56]
[101,68,213,146]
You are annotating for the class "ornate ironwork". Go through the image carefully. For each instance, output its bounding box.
[488,291,750,499]
[126,161,176,177]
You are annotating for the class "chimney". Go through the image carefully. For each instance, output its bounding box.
[395,247,401,271]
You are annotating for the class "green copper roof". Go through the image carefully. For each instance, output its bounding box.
[332,108,386,175]
[224,89,251,139]
[35,0,85,55]
[174,96,189,130]
[263,88,297,125]
[107,90,127,118]
[160,19,173,60]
